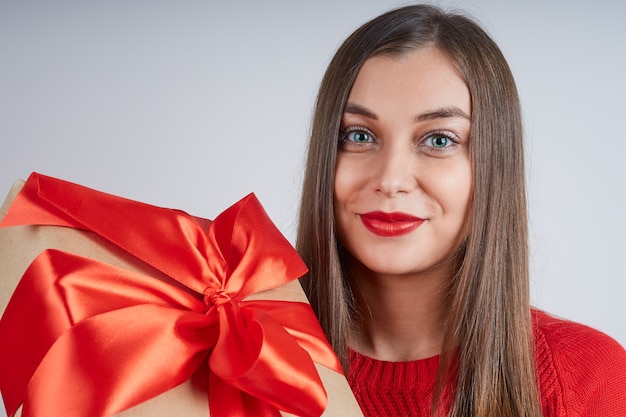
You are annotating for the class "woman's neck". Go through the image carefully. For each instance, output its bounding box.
[347,260,450,362]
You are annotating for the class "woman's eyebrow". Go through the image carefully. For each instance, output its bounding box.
[343,103,378,120]
[414,107,470,122]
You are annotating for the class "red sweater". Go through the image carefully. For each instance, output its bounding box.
[348,310,626,416]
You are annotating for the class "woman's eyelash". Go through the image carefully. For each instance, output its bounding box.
[420,130,460,147]
[339,126,376,143]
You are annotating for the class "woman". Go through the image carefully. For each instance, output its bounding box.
[296,4,626,417]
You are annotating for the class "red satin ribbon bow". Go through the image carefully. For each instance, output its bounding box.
[0,172,342,417]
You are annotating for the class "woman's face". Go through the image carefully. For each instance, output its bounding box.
[334,47,472,279]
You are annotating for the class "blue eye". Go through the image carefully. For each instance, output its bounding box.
[343,129,373,143]
[426,134,452,148]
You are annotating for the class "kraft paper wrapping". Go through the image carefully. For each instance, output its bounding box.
[0,174,363,417]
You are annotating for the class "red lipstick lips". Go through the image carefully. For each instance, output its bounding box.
[359,211,424,237]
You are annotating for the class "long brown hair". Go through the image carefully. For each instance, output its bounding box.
[296,4,541,416]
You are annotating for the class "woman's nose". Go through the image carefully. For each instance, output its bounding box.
[371,144,418,197]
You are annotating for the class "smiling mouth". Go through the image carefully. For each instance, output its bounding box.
[359,211,425,237]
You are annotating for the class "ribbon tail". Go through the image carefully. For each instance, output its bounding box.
[245,300,343,375]
[208,371,281,417]
[209,301,328,417]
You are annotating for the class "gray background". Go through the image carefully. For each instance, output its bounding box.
[0,4,624,408]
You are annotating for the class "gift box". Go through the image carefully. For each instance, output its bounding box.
[0,173,362,417]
